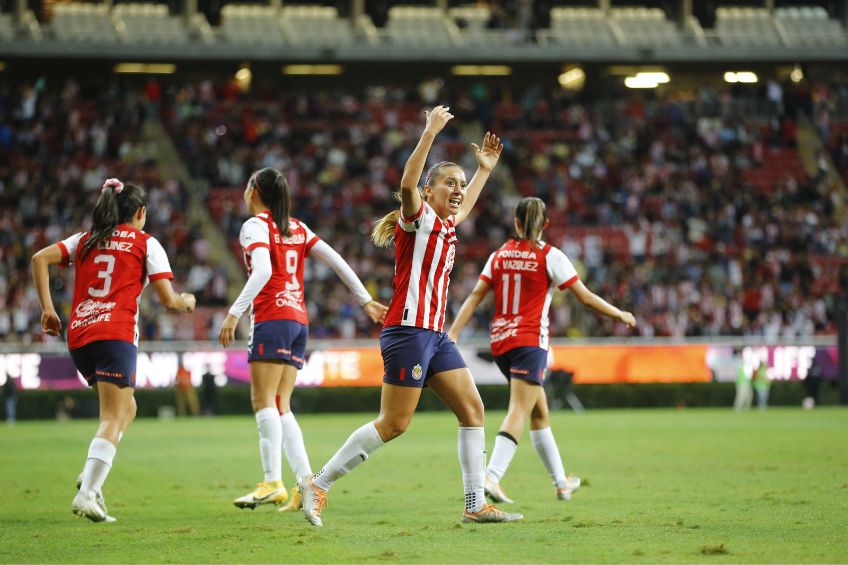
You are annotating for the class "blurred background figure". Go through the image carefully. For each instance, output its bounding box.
[4,377,18,425]
[201,370,218,416]
[753,361,771,410]
[803,356,824,409]
[733,349,753,412]
[175,359,200,417]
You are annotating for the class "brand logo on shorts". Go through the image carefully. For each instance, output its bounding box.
[412,364,423,381]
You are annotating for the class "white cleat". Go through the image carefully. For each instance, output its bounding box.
[462,503,524,523]
[300,476,327,527]
[484,479,515,504]
[76,473,115,521]
[72,491,107,523]
[556,474,582,501]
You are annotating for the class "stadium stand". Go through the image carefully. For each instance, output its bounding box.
[219,3,286,46]
[539,7,618,48]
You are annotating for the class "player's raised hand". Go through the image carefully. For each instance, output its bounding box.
[218,313,239,348]
[619,311,637,328]
[424,105,454,135]
[41,310,62,336]
[471,131,503,172]
[364,300,388,324]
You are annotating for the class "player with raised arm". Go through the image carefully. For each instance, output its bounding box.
[447,197,636,503]
[31,179,196,522]
[219,167,387,512]
[301,106,523,526]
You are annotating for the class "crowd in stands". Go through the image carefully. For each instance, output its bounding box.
[2,72,845,344]
[162,75,846,340]
[0,78,220,345]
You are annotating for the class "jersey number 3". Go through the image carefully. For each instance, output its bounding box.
[88,254,115,298]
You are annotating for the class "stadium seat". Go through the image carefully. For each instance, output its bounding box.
[113,3,188,45]
[384,6,460,47]
[220,4,285,46]
[281,5,362,48]
[50,3,119,44]
[449,4,514,46]
[610,7,684,48]
[713,7,781,47]
[774,7,848,48]
[539,7,618,48]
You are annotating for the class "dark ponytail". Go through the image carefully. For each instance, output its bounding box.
[251,167,291,236]
[80,179,148,260]
[515,196,546,244]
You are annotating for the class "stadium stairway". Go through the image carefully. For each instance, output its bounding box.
[141,119,246,300]
[797,113,847,224]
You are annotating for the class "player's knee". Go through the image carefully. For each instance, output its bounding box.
[458,398,484,427]
[375,417,409,441]
[530,414,549,429]
[125,398,137,425]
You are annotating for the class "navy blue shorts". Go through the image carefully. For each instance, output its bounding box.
[381,326,466,388]
[494,346,548,385]
[248,319,308,368]
[70,340,138,388]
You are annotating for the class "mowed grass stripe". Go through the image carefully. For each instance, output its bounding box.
[1,408,846,563]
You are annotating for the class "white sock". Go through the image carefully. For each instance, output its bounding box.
[256,407,282,483]
[118,432,123,443]
[486,433,518,483]
[530,427,568,488]
[79,438,116,495]
[458,427,486,513]
[313,422,383,492]
[280,411,312,480]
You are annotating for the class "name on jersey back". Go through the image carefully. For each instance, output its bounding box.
[496,249,539,272]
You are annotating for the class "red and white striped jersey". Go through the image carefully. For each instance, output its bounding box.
[58,225,173,350]
[479,239,578,355]
[240,211,319,325]
[384,202,456,332]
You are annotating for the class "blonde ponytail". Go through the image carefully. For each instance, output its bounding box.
[515,197,547,243]
[372,210,401,247]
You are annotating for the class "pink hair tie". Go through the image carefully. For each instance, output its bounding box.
[102,178,124,194]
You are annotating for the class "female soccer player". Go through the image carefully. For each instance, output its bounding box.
[447,197,636,503]
[32,178,196,522]
[218,167,387,511]
[301,106,522,526]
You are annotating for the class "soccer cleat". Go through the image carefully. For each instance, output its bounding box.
[556,475,581,501]
[72,490,107,523]
[75,473,115,522]
[462,503,523,523]
[300,476,327,527]
[484,479,515,504]
[233,480,288,509]
[278,485,303,512]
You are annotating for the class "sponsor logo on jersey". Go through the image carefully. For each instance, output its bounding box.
[110,229,137,239]
[445,244,456,273]
[412,364,423,380]
[491,316,523,344]
[274,290,305,311]
[75,299,116,318]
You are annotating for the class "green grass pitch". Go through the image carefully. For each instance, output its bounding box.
[2,407,846,563]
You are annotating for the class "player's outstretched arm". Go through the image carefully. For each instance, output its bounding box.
[151,279,196,313]
[400,105,454,220]
[31,244,64,336]
[310,240,388,324]
[447,279,491,342]
[455,132,503,225]
[568,280,636,328]
[218,246,272,347]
